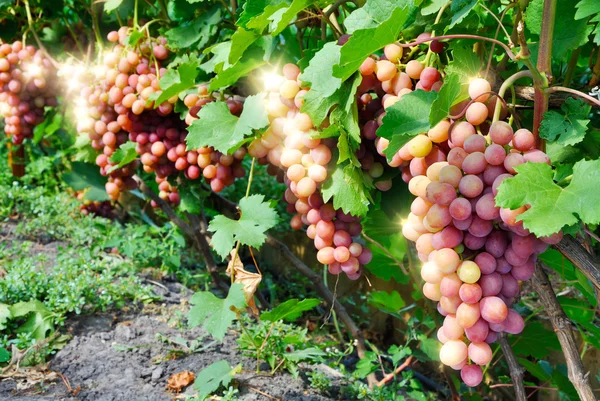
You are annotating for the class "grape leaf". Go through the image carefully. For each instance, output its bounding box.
[300,72,361,129]
[495,160,600,236]
[299,43,342,98]
[321,162,374,217]
[152,61,198,106]
[539,97,591,146]
[354,351,379,378]
[209,43,271,90]
[164,6,221,49]
[260,298,321,322]
[285,347,326,361]
[237,0,288,30]
[0,347,9,363]
[422,0,447,15]
[344,0,412,33]
[104,0,123,12]
[510,321,561,359]
[429,73,462,127]
[449,0,478,28]
[10,301,55,341]
[62,162,110,202]
[376,90,437,162]
[0,304,11,330]
[575,0,600,44]
[369,291,406,313]
[526,0,592,59]
[186,94,269,155]
[445,44,481,82]
[194,360,242,398]
[229,28,263,65]
[107,142,138,173]
[333,6,413,81]
[188,283,247,341]
[207,194,278,259]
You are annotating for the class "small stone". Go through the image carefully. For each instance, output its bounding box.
[151,367,164,382]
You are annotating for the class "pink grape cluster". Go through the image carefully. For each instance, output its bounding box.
[389,78,561,386]
[76,191,117,219]
[77,29,246,205]
[0,41,58,145]
[250,63,373,279]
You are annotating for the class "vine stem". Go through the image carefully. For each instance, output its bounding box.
[398,34,517,62]
[22,0,59,67]
[532,0,558,148]
[424,0,451,67]
[230,157,257,284]
[134,0,139,29]
[498,333,527,401]
[554,236,600,292]
[492,70,533,123]
[546,86,600,108]
[532,263,597,401]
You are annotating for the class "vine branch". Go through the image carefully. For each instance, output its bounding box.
[532,263,597,401]
[553,236,600,292]
[498,333,527,401]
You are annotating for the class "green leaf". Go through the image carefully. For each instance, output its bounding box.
[445,44,481,81]
[365,232,408,282]
[539,98,591,146]
[344,0,413,33]
[208,194,278,259]
[449,0,478,28]
[540,249,596,306]
[229,28,263,64]
[237,0,287,30]
[210,43,270,90]
[518,358,552,381]
[9,301,55,341]
[354,351,379,378]
[107,142,138,173]
[104,0,123,12]
[321,162,374,217]
[495,160,600,236]
[194,360,241,398]
[33,111,62,144]
[526,0,592,59]
[299,43,342,98]
[187,94,269,155]
[369,290,405,313]
[0,347,9,363]
[301,73,361,129]
[422,0,447,15]
[510,321,560,359]
[164,6,221,49]
[376,90,438,162]
[417,335,440,361]
[260,298,321,322]
[429,73,462,127]
[0,304,11,330]
[152,61,198,106]
[575,0,600,44]
[285,347,326,361]
[62,162,109,202]
[333,6,413,81]
[188,283,247,341]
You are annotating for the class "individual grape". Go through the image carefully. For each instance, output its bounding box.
[443,315,465,340]
[423,283,442,301]
[440,340,468,366]
[468,78,491,102]
[426,182,457,205]
[459,175,484,198]
[456,302,480,328]
[468,342,492,365]
[439,165,462,188]
[484,144,506,166]
[459,283,482,304]
[503,153,525,174]
[428,120,450,143]
[468,216,493,237]
[449,198,472,220]
[421,261,444,284]
[450,122,475,147]
[510,258,535,281]
[465,318,489,343]
[465,102,488,126]
[448,147,468,169]
[513,128,535,151]
[462,152,487,175]
[434,248,460,273]
[474,252,497,274]
[463,134,486,153]
[376,60,397,82]
[480,296,508,324]
[461,365,483,387]
[475,193,500,220]
[489,121,513,145]
[503,309,525,334]
[457,261,481,284]
[406,60,424,79]
[440,273,462,298]
[524,149,551,164]
[479,272,502,297]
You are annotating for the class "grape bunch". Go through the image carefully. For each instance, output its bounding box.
[386,77,561,386]
[76,29,246,205]
[75,191,117,219]
[0,41,58,145]
[251,63,373,279]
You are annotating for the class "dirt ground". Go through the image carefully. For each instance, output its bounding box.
[0,279,344,401]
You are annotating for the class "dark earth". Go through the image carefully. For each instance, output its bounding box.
[0,279,344,401]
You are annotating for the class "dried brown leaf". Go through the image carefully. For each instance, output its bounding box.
[167,370,195,392]
[226,249,262,315]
